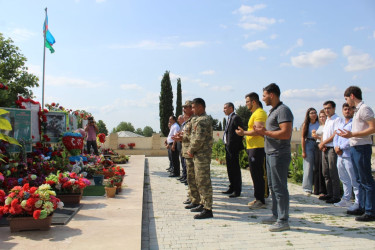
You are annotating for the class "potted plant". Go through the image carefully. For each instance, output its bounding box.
[127,143,135,149]
[92,167,104,186]
[118,143,126,150]
[104,177,117,198]
[0,184,63,232]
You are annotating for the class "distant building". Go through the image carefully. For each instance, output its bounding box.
[117,131,145,138]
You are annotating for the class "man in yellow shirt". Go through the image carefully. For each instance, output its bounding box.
[236,92,268,209]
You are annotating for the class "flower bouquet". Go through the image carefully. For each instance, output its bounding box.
[45,171,91,194]
[127,143,135,149]
[0,183,63,220]
[119,143,126,149]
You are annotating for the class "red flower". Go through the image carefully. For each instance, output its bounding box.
[33,210,41,219]
[51,102,56,106]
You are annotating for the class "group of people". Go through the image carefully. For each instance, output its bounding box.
[165,84,375,232]
[301,86,375,223]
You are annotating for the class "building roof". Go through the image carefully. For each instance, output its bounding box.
[117,131,145,137]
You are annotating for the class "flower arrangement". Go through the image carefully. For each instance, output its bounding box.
[104,175,122,188]
[45,171,91,194]
[127,143,135,149]
[98,133,106,144]
[119,143,126,149]
[0,184,63,220]
[62,132,84,156]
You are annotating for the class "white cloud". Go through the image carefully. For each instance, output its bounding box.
[373,30,375,39]
[200,70,215,75]
[239,15,276,30]
[220,24,227,29]
[179,41,206,48]
[284,38,303,56]
[6,28,36,42]
[243,40,268,51]
[234,4,266,15]
[303,22,316,27]
[291,48,337,68]
[282,86,342,100]
[46,75,106,88]
[199,82,210,87]
[210,85,233,92]
[354,26,366,31]
[270,34,278,40]
[259,56,266,61]
[109,40,173,50]
[120,84,143,91]
[342,45,375,72]
[99,92,159,113]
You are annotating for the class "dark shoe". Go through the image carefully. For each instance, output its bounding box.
[229,192,241,198]
[318,195,331,201]
[222,189,233,194]
[191,204,204,212]
[183,199,191,205]
[326,198,340,204]
[355,214,375,222]
[185,203,199,209]
[184,181,188,186]
[347,209,365,216]
[179,177,187,182]
[177,177,184,181]
[182,180,188,185]
[194,209,213,219]
[168,174,179,177]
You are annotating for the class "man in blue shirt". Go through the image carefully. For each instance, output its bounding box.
[333,103,359,212]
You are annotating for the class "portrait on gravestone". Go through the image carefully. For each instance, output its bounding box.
[45,112,66,142]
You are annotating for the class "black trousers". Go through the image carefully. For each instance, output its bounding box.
[247,148,267,203]
[87,140,99,155]
[169,143,180,176]
[313,144,327,195]
[225,146,242,194]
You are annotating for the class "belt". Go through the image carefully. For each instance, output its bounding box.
[325,146,333,149]
[306,138,316,142]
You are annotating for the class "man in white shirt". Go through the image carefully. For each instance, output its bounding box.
[318,101,341,204]
[167,116,181,177]
[338,86,375,222]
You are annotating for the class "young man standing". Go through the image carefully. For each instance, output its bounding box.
[338,86,375,222]
[236,92,268,209]
[254,83,293,232]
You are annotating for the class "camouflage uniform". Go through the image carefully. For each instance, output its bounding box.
[182,116,200,204]
[187,112,213,210]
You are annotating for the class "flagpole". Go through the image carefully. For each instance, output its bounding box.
[42,7,47,109]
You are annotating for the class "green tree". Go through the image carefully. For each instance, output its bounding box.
[175,78,182,118]
[143,126,154,137]
[223,117,227,129]
[114,122,135,132]
[159,71,173,136]
[135,128,143,136]
[236,105,252,130]
[218,121,222,131]
[0,33,39,107]
[208,115,219,131]
[97,120,108,135]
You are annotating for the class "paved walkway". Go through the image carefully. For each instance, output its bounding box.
[142,157,375,250]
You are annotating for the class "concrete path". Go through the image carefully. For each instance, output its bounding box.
[0,155,145,250]
[142,157,375,250]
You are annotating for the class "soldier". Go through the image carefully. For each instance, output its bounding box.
[187,98,214,219]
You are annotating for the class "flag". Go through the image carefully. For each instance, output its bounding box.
[43,15,55,53]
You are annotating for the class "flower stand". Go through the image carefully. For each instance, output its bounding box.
[8,215,53,232]
[105,187,116,198]
[56,193,82,205]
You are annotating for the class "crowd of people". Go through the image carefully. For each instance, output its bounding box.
[165,84,375,232]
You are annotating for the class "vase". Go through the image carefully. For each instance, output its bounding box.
[56,193,82,205]
[93,174,104,186]
[7,214,53,232]
[105,186,116,198]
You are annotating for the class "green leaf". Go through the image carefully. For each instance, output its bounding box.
[0,134,21,146]
[0,116,12,130]
[0,109,9,116]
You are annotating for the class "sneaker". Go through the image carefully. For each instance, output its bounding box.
[355,214,375,222]
[334,199,352,207]
[304,191,312,196]
[261,216,277,224]
[269,222,290,232]
[249,200,266,210]
[347,203,359,212]
[248,200,257,206]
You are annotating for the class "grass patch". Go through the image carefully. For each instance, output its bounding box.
[83,185,105,196]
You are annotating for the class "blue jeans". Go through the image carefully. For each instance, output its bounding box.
[266,152,291,222]
[302,140,316,192]
[350,145,375,216]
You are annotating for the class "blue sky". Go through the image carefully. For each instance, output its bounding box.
[1,0,375,132]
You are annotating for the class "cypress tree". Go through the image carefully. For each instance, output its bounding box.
[175,78,182,118]
[223,117,227,129]
[159,71,174,136]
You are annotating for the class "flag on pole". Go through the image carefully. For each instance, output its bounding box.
[43,14,55,53]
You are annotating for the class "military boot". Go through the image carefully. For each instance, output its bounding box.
[194,209,213,219]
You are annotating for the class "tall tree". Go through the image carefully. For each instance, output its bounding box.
[0,33,39,107]
[207,115,220,131]
[159,71,173,136]
[97,120,108,135]
[175,78,182,118]
[135,128,143,136]
[114,121,135,132]
[218,121,222,131]
[223,117,227,129]
[143,126,155,137]
[236,105,252,130]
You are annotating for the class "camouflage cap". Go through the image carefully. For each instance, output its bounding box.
[182,100,192,107]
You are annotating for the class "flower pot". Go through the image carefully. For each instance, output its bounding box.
[8,215,53,233]
[56,193,82,205]
[105,186,116,198]
[93,174,104,186]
